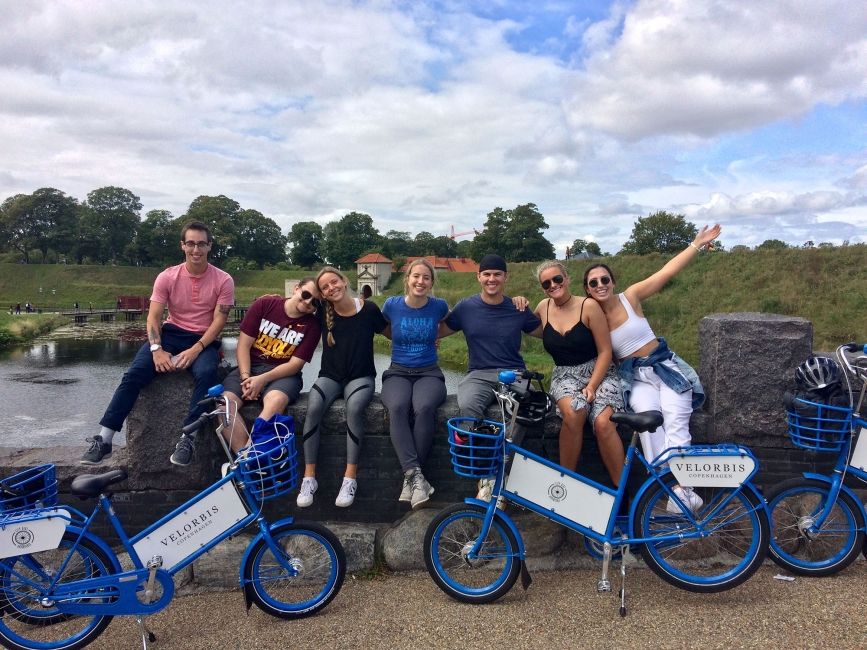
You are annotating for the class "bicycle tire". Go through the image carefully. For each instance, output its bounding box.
[766,477,866,576]
[243,521,345,619]
[0,532,115,650]
[423,503,522,604]
[633,474,769,593]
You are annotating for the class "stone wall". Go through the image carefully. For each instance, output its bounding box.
[1,312,845,582]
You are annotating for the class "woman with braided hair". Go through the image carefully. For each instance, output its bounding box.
[296,266,387,508]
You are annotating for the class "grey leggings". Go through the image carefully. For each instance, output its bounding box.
[380,371,446,472]
[301,376,374,466]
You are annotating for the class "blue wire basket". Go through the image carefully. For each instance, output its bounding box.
[447,417,504,478]
[0,464,59,513]
[237,434,300,502]
[786,397,852,452]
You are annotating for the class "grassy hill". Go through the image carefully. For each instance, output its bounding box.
[1,244,865,372]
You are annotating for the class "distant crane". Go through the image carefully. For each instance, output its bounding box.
[448,225,480,240]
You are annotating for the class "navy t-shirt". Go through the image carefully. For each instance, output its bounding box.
[444,294,541,371]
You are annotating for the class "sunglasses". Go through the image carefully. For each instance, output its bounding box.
[587,276,611,289]
[540,275,565,291]
[300,290,316,302]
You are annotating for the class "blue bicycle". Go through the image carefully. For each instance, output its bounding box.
[0,386,345,650]
[423,371,770,615]
[766,342,867,576]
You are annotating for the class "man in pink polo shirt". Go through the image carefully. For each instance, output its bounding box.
[80,220,235,467]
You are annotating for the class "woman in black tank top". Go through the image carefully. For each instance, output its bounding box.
[525,262,625,485]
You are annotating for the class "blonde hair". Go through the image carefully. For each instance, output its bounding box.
[315,266,349,347]
[403,258,437,296]
[535,260,569,282]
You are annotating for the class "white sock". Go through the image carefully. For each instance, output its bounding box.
[98,426,116,445]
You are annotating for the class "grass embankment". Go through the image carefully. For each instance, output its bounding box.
[1,245,865,369]
[0,313,67,348]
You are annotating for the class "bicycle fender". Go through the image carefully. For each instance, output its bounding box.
[463,497,526,557]
[239,516,297,609]
[800,473,867,514]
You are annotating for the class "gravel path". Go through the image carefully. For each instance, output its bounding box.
[83,561,866,649]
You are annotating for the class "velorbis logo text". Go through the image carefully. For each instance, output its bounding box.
[159,505,220,547]
[669,454,756,487]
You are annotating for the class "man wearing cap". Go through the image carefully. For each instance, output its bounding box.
[440,253,541,421]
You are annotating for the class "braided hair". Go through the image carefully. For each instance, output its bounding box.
[315,266,349,347]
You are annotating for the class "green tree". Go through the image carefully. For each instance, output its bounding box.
[29,188,80,263]
[431,235,458,257]
[569,238,603,258]
[469,207,510,260]
[231,209,287,268]
[382,230,413,258]
[132,209,179,266]
[756,239,789,251]
[322,212,381,269]
[82,186,142,264]
[619,211,697,255]
[412,231,437,255]
[502,203,555,262]
[287,221,324,267]
[0,194,36,263]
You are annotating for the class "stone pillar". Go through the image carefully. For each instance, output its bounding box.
[697,312,812,447]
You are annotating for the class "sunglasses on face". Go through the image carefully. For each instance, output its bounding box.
[587,276,611,289]
[300,290,316,302]
[540,275,564,291]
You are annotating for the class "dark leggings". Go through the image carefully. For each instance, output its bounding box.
[301,376,374,466]
[380,371,446,472]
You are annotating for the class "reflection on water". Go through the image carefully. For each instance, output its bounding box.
[0,324,464,449]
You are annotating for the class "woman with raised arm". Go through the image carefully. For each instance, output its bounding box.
[584,224,721,512]
[529,261,625,485]
[380,259,449,508]
[296,267,387,509]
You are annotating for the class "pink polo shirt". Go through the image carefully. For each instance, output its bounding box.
[150,263,235,334]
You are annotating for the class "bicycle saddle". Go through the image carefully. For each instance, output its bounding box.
[610,410,664,433]
[70,469,129,498]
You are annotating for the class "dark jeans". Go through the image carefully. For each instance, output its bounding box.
[99,324,221,431]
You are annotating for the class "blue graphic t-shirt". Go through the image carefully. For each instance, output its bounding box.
[382,296,449,367]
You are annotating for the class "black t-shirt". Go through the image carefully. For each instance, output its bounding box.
[319,300,388,383]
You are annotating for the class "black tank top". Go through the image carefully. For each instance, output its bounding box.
[542,298,597,366]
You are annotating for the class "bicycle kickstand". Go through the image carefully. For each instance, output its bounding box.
[136,616,157,650]
[136,556,162,649]
[596,542,613,593]
[618,546,630,617]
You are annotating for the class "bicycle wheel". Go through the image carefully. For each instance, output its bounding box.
[766,477,866,576]
[0,532,115,650]
[423,503,522,604]
[633,474,769,593]
[243,521,345,619]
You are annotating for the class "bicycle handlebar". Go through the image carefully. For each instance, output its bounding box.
[181,395,229,435]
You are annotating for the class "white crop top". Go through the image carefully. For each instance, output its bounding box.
[609,293,656,359]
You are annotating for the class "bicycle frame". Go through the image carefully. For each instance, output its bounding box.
[462,378,765,561]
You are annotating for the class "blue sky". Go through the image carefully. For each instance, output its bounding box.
[1,0,865,254]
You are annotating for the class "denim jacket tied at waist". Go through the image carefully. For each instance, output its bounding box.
[617,337,705,411]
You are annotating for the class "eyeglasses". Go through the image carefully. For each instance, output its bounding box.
[300,290,316,302]
[540,275,565,291]
[183,240,211,249]
[587,276,611,289]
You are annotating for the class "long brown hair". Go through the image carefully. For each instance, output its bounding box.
[403,258,437,296]
[315,266,349,347]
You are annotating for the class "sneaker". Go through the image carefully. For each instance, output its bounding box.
[335,477,357,508]
[399,471,413,503]
[296,477,318,508]
[476,477,494,502]
[667,486,704,514]
[410,470,434,509]
[80,436,112,465]
[170,435,195,466]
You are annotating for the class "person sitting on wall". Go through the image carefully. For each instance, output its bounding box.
[80,220,235,467]
[219,280,321,453]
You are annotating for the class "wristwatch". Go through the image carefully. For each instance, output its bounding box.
[149,344,161,352]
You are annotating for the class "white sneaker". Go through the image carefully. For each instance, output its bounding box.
[410,470,434,509]
[296,477,318,508]
[335,477,357,508]
[399,471,413,503]
[476,477,494,502]
[667,486,704,514]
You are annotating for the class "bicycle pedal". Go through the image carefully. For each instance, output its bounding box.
[596,579,611,593]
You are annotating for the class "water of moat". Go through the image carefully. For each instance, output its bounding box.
[0,322,464,448]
